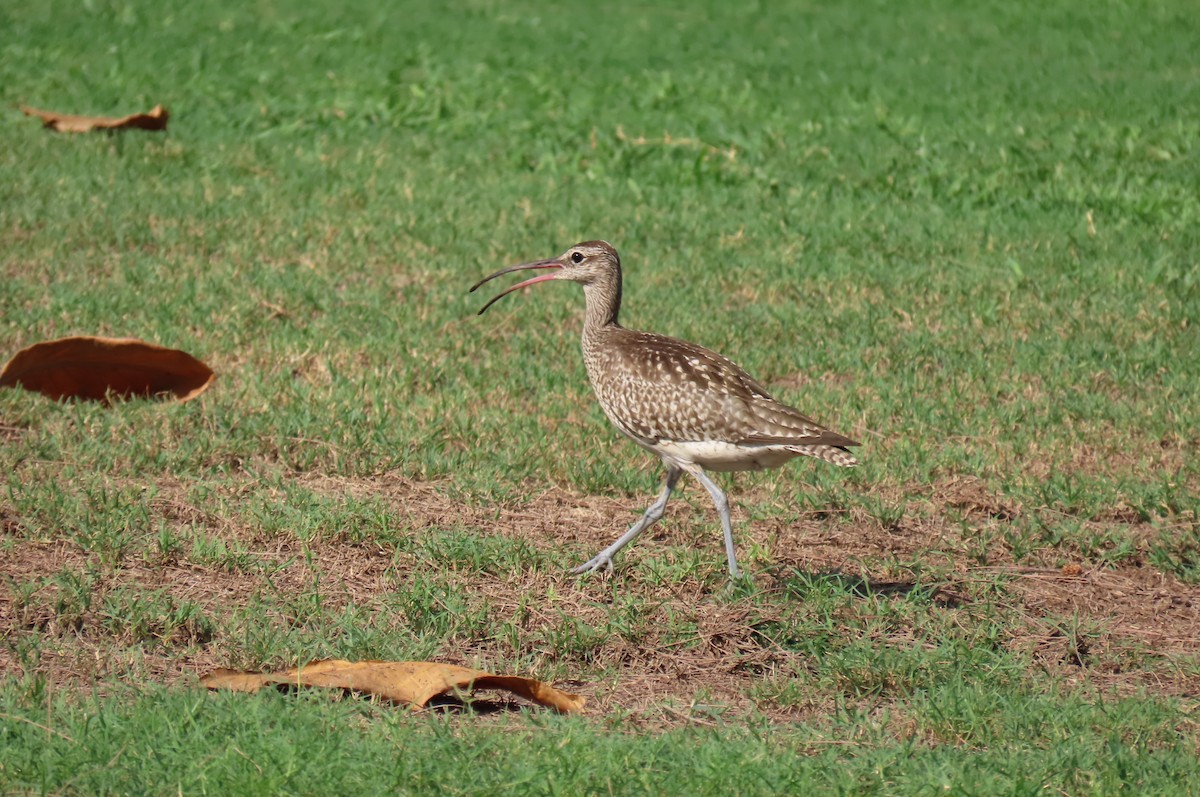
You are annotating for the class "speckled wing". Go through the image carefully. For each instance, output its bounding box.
[588,330,859,451]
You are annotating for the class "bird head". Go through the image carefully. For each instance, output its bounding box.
[470,241,620,314]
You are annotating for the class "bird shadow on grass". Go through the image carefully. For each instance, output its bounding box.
[763,567,968,608]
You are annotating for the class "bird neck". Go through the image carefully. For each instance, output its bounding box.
[580,267,623,339]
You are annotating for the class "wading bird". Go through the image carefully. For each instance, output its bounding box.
[471,241,859,578]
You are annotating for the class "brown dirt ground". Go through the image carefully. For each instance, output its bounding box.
[1,471,1197,725]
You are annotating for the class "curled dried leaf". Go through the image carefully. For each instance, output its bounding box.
[201,659,586,714]
[0,336,214,403]
[21,104,169,133]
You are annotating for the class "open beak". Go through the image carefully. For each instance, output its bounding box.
[469,258,563,315]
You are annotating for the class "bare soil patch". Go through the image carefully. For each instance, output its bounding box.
[2,470,1197,724]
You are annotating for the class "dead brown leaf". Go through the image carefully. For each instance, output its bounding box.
[200,659,586,714]
[0,336,214,403]
[20,104,169,133]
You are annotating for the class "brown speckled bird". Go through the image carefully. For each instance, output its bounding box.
[471,241,860,578]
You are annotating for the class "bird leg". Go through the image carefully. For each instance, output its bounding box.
[684,466,742,579]
[570,466,682,575]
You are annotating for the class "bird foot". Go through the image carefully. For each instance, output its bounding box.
[569,555,615,576]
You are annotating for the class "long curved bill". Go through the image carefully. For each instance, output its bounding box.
[469,258,563,315]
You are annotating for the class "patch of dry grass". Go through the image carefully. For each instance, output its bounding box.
[3,468,1197,731]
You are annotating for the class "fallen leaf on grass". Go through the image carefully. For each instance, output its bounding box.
[201,660,586,714]
[0,336,214,403]
[20,104,169,133]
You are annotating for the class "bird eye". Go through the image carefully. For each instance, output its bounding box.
[570,251,584,264]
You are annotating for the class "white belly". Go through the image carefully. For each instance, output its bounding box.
[646,439,800,472]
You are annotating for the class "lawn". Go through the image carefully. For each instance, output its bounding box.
[1,0,1198,793]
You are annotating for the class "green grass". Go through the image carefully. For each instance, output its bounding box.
[1,680,1196,796]
[2,0,1200,793]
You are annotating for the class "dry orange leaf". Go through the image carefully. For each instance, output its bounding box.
[201,660,586,714]
[20,104,169,133]
[0,336,214,403]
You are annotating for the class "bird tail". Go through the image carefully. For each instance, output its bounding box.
[787,444,858,468]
